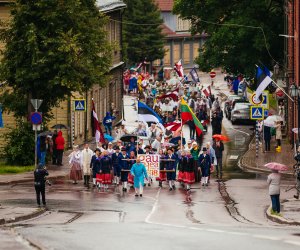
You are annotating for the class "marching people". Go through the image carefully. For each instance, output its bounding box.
[34,163,49,207]
[190,141,201,182]
[177,151,186,187]
[91,148,101,187]
[199,147,211,186]
[166,147,177,191]
[69,145,83,184]
[206,142,216,183]
[81,143,94,188]
[98,151,113,191]
[182,151,195,191]
[112,146,121,185]
[157,149,167,187]
[128,151,136,188]
[119,147,130,192]
[130,158,148,197]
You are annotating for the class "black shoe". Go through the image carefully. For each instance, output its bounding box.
[205,183,208,186]
[122,187,125,191]
[172,185,176,190]
[202,183,204,186]
[124,188,127,192]
[159,183,162,188]
[135,194,138,197]
[148,183,151,187]
[169,188,173,191]
[140,194,142,197]
[294,195,299,199]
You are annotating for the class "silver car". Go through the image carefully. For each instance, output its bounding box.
[230,102,252,124]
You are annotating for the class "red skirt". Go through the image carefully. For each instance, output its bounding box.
[128,173,134,184]
[183,172,195,184]
[156,172,166,181]
[96,173,112,184]
[177,171,185,182]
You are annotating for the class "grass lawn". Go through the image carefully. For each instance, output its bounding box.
[0,162,34,175]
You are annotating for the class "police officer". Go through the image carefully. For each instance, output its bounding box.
[34,163,49,207]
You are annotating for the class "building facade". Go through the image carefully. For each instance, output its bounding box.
[0,0,126,149]
[154,0,206,69]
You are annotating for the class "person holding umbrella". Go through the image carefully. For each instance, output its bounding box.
[265,162,288,215]
[130,158,148,197]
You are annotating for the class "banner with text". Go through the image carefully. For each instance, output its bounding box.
[137,154,160,177]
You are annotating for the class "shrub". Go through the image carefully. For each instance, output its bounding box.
[3,120,35,166]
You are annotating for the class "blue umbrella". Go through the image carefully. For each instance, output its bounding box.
[104,133,114,142]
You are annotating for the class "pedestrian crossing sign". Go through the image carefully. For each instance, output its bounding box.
[74,99,86,111]
[250,106,264,120]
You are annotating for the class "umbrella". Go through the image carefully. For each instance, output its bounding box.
[264,162,289,171]
[263,115,283,128]
[212,134,230,142]
[120,134,137,142]
[51,124,69,129]
[292,128,300,134]
[38,131,53,137]
[104,133,114,142]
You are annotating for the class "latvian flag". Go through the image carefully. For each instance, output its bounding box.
[92,99,105,143]
[164,121,181,132]
[138,101,163,124]
[174,59,184,77]
[157,88,179,101]
[202,85,211,97]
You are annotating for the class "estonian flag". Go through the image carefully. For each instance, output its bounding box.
[254,66,272,102]
[138,101,163,124]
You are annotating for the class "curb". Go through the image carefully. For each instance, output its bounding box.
[0,174,68,186]
[265,204,300,226]
[0,208,46,226]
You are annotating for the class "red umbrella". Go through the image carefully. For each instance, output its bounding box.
[212,134,230,142]
[264,162,289,171]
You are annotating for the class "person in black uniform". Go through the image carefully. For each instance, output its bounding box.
[34,163,49,207]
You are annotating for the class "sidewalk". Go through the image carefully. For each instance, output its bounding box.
[240,137,300,225]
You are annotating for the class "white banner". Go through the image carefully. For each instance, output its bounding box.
[137,154,160,177]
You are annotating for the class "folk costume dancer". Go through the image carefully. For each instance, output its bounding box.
[199,147,211,186]
[190,142,201,182]
[90,148,101,187]
[157,149,167,187]
[182,151,195,191]
[177,151,186,188]
[81,143,93,188]
[119,147,130,192]
[166,148,177,191]
[69,145,83,184]
[99,151,113,191]
[130,158,148,197]
[112,146,121,185]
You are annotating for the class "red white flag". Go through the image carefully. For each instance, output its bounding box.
[164,121,181,131]
[92,99,105,143]
[174,59,184,77]
[202,85,211,97]
[157,88,179,101]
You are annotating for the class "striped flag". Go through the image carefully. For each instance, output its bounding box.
[92,99,105,143]
[157,88,179,101]
[164,121,181,131]
[202,86,211,97]
[254,66,272,102]
[174,59,184,77]
[180,98,204,135]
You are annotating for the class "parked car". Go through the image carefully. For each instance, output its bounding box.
[230,102,252,124]
[224,95,246,120]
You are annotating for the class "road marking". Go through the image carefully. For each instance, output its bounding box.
[253,235,280,241]
[230,127,251,136]
[284,240,300,246]
[226,232,249,236]
[228,155,239,160]
[206,229,225,233]
[145,188,161,224]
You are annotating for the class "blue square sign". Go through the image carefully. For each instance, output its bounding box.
[250,106,264,120]
[74,99,86,111]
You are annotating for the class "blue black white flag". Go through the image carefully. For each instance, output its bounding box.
[254,66,272,102]
[138,101,163,124]
[189,67,200,83]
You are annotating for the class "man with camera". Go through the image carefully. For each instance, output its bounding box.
[34,163,49,207]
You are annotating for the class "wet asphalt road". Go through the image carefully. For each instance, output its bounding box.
[1,79,300,249]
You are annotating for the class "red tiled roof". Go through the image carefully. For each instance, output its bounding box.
[161,24,203,39]
[154,0,173,12]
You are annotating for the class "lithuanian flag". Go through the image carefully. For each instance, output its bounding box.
[180,98,204,135]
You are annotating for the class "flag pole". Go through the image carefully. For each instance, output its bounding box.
[255,64,294,102]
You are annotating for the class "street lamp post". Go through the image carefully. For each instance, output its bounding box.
[290,84,300,145]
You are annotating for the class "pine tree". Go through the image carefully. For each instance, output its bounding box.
[123,0,165,64]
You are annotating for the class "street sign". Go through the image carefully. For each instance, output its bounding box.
[209,71,216,78]
[250,106,264,120]
[30,112,42,125]
[261,91,269,109]
[30,99,43,110]
[250,93,263,105]
[264,109,269,117]
[74,99,86,111]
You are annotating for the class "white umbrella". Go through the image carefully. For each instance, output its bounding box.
[292,128,300,134]
[263,115,283,127]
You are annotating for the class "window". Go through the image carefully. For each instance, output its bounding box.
[193,43,200,61]
[173,44,180,63]
[164,45,171,65]
[183,43,190,64]
[176,16,191,32]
